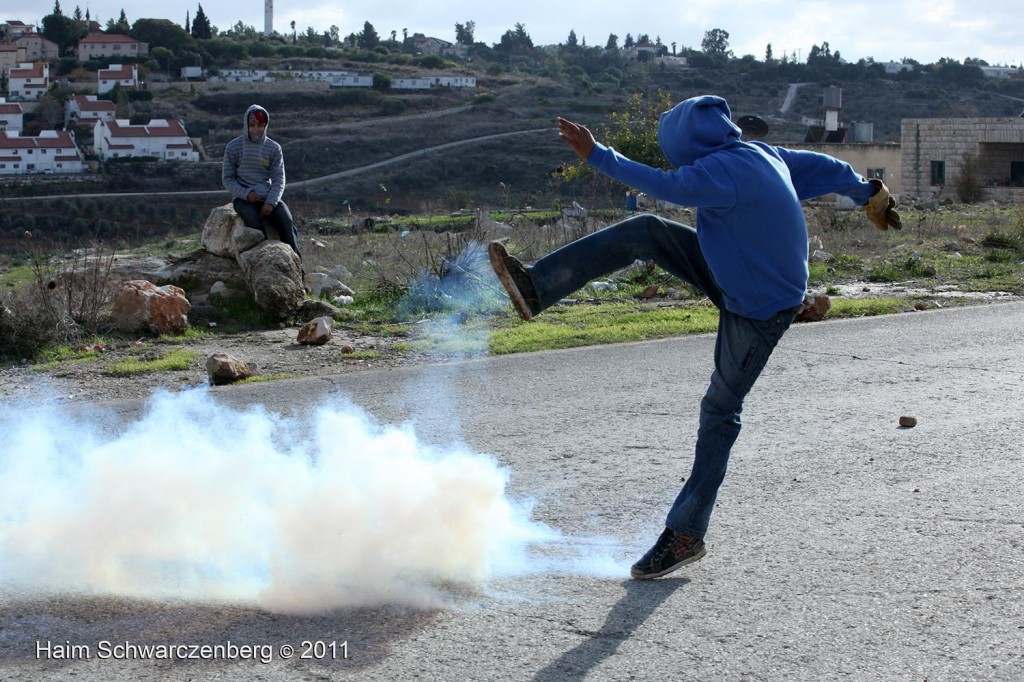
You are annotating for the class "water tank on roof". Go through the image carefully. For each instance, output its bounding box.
[823,86,842,109]
[852,122,874,143]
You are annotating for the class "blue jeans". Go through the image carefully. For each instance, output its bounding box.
[233,198,301,258]
[528,213,799,538]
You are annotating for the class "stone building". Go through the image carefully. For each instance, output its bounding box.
[900,117,1024,202]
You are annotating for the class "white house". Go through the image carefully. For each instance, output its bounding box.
[329,74,372,88]
[65,94,116,128]
[391,77,433,90]
[0,130,85,175]
[420,75,476,87]
[97,63,138,92]
[77,33,148,61]
[0,97,24,132]
[5,61,48,101]
[93,118,198,162]
[209,69,273,83]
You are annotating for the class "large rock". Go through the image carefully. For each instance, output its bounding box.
[200,204,242,257]
[112,280,191,333]
[237,240,304,316]
[128,249,246,292]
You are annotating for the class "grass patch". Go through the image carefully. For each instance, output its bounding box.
[489,301,720,355]
[825,298,906,318]
[105,349,199,376]
[234,373,299,385]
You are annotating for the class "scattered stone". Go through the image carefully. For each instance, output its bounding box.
[899,416,918,428]
[298,299,341,319]
[810,249,832,262]
[297,316,333,345]
[206,353,257,385]
[200,204,240,257]
[795,293,831,323]
[913,302,928,311]
[340,345,355,354]
[638,284,661,299]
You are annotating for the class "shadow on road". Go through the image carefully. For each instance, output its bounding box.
[532,578,688,681]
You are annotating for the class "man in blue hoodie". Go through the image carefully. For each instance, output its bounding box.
[222,104,301,259]
[489,95,900,580]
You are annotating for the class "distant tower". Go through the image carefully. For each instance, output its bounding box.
[264,0,273,35]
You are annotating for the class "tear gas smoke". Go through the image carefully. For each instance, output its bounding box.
[0,390,625,612]
[0,390,554,612]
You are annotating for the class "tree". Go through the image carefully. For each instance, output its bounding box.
[52,0,63,16]
[73,5,82,21]
[41,12,86,56]
[191,4,211,39]
[107,9,130,34]
[150,45,173,73]
[701,28,731,57]
[566,29,578,48]
[455,20,475,45]
[605,33,618,50]
[623,33,634,48]
[290,20,296,43]
[358,21,380,49]
[765,43,773,61]
[496,23,533,56]
[35,94,65,129]
[130,18,195,54]
[185,11,190,34]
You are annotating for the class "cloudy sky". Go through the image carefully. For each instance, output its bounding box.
[8,0,1022,67]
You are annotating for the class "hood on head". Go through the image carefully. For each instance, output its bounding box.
[657,95,742,168]
[244,104,269,142]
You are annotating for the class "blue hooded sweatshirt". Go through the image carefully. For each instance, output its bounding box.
[587,95,876,320]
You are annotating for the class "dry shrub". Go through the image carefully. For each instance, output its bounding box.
[0,241,116,361]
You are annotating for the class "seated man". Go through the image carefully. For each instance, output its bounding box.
[222,104,301,259]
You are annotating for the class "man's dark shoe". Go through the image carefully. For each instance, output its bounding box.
[488,241,542,321]
[631,528,707,579]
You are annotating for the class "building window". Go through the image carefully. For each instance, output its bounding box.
[866,168,885,181]
[930,161,946,186]
[1011,161,1024,187]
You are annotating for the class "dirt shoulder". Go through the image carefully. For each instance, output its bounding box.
[0,321,426,406]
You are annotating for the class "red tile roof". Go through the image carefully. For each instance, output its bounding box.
[0,131,77,149]
[9,63,44,78]
[71,95,115,112]
[104,120,189,138]
[98,65,135,79]
[0,104,23,114]
[79,33,141,44]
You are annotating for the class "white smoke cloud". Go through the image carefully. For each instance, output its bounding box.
[0,389,623,613]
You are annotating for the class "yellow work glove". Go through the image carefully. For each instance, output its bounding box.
[865,179,902,230]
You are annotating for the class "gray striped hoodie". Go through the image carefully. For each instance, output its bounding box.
[222,104,286,206]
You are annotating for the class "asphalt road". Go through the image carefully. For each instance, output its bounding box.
[2,301,1022,681]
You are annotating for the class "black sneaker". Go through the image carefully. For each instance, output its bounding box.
[630,528,707,579]
[487,241,542,320]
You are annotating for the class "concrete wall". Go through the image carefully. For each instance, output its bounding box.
[786,142,903,194]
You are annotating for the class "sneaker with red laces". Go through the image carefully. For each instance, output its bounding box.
[630,528,707,579]
[487,241,541,321]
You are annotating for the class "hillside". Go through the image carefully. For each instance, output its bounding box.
[2,53,1023,250]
